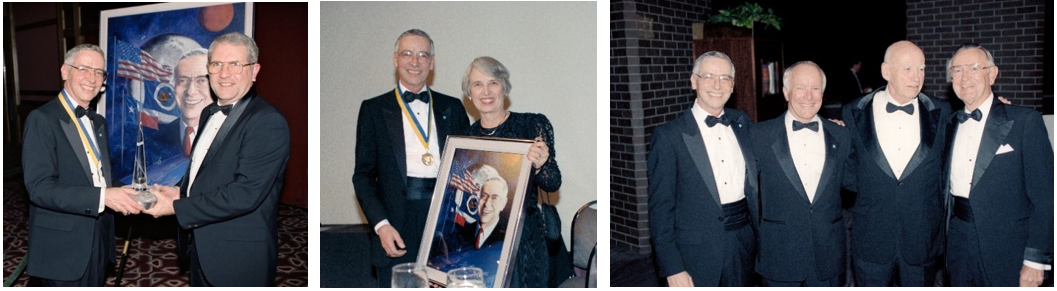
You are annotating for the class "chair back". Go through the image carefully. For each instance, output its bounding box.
[571,201,597,269]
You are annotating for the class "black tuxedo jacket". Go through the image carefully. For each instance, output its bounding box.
[841,86,951,265]
[175,88,290,286]
[942,97,1054,285]
[353,88,469,267]
[647,107,758,286]
[22,97,117,281]
[752,114,852,282]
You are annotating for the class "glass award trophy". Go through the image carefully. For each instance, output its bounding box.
[128,122,157,210]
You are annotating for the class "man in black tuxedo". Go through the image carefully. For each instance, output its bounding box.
[647,51,758,287]
[22,44,143,286]
[146,32,290,287]
[352,29,470,287]
[943,43,1053,287]
[753,61,852,286]
[841,40,951,286]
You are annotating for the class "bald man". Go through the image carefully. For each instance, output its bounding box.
[841,41,952,286]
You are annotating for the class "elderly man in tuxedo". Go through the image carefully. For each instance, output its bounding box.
[648,51,758,287]
[943,43,1053,287]
[841,40,951,286]
[352,29,470,287]
[147,32,290,287]
[753,61,852,286]
[22,44,142,286]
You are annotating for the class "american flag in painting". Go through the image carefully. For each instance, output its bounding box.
[449,170,480,226]
[114,39,172,83]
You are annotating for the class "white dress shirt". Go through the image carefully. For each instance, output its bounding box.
[691,101,746,204]
[949,95,993,199]
[785,113,826,203]
[187,102,233,195]
[399,83,441,179]
[873,89,920,179]
[63,92,108,213]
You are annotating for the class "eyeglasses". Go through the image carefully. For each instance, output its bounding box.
[207,61,256,74]
[948,63,992,77]
[480,193,505,203]
[695,72,734,86]
[174,76,209,89]
[398,50,432,61]
[66,64,107,79]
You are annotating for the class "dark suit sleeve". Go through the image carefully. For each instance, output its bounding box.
[22,109,102,217]
[352,101,389,226]
[1019,111,1054,265]
[173,110,290,227]
[647,126,685,277]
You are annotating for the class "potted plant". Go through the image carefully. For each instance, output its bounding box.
[703,2,782,38]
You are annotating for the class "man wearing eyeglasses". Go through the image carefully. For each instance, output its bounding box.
[353,28,470,287]
[942,43,1053,287]
[172,48,214,156]
[648,51,759,287]
[145,32,290,287]
[22,44,143,286]
[841,40,952,286]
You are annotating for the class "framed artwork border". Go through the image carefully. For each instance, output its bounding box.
[418,135,534,287]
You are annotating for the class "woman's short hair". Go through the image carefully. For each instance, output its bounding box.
[461,56,512,98]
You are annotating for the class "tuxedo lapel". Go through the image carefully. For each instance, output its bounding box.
[91,115,112,187]
[899,96,941,180]
[731,114,757,194]
[201,94,254,171]
[771,126,809,202]
[972,99,1013,190]
[435,92,453,151]
[383,93,408,180]
[851,93,897,180]
[59,112,94,183]
[680,113,722,207]
[815,122,841,204]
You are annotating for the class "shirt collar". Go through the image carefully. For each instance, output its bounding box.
[398,82,429,94]
[967,93,995,121]
[783,111,822,133]
[690,99,725,124]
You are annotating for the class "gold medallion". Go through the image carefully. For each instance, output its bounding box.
[422,153,434,166]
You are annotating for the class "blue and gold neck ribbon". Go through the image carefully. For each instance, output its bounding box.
[394,87,434,151]
[58,90,102,167]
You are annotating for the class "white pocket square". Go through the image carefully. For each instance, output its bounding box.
[996,144,1015,155]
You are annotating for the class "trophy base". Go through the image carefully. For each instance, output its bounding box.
[125,185,157,210]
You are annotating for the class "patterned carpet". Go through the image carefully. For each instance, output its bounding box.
[2,181,308,287]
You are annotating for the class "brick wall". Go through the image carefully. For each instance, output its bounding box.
[907,0,1049,110]
[610,0,710,254]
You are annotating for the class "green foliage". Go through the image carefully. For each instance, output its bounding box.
[708,2,783,30]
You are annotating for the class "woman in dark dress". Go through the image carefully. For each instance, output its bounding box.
[461,56,562,287]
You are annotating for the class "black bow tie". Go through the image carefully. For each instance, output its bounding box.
[886,102,914,115]
[705,115,732,128]
[74,106,96,119]
[402,90,429,103]
[956,109,982,123]
[209,104,233,116]
[792,120,819,132]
